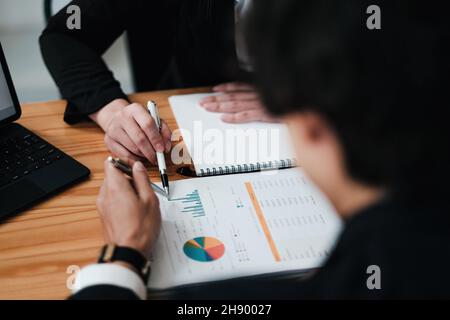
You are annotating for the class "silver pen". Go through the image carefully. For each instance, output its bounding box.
[107,157,168,199]
[147,101,170,198]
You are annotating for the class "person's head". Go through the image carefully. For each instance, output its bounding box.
[246,0,450,214]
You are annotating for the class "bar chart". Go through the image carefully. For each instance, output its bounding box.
[170,189,206,218]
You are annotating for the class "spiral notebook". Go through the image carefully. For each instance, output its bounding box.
[169,93,296,177]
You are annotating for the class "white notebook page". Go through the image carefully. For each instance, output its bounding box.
[170,93,295,175]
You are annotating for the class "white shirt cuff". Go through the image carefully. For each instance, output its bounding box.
[73,264,147,300]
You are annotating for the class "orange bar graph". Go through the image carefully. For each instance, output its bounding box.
[245,182,281,262]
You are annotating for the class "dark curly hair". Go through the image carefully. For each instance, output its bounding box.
[245,0,450,203]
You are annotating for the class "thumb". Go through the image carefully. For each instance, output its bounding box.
[132,161,154,201]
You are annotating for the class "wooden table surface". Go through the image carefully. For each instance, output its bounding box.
[0,88,207,299]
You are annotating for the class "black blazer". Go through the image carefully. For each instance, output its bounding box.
[40,0,247,124]
[71,197,450,300]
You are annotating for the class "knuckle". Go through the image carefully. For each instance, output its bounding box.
[129,145,140,155]
[238,112,248,120]
[120,108,129,117]
[124,107,135,116]
[227,115,237,122]
[120,148,133,158]
[105,120,115,132]
[143,118,154,130]
[149,131,163,144]
[136,132,147,145]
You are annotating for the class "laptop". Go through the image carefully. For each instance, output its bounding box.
[0,42,90,221]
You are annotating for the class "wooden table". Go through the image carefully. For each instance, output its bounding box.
[0,88,207,299]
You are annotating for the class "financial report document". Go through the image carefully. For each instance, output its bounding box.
[148,168,342,290]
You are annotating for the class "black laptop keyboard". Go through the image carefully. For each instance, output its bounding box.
[0,132,64,188]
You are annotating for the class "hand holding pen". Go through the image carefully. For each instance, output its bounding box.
[147,101,170,198]
[98,158,162,259]
[92,100,172,165]
[108,157,169,199]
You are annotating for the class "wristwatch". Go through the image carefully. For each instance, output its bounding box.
[98,244,151,283]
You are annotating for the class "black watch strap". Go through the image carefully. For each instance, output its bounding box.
[98,244,151,283]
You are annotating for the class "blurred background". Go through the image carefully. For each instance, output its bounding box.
[0,0,133,103]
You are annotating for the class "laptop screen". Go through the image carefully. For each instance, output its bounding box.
[0,62,16,121]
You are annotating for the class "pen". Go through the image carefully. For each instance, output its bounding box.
[147,101,170,198]
[107,157,169,199]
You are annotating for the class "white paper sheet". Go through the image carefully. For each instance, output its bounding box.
[148,168,342,289]
[169,93,296,176]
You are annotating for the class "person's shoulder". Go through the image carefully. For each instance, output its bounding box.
[325,198,450,298]
[364,200,450,298]
[347,197,450,246]
[371,200,450,250]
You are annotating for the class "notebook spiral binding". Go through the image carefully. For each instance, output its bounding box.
[198,158,296,177]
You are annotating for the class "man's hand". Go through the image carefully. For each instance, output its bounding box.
[97,159,161,259]
[90,99,172,165]
[199,82,278,123]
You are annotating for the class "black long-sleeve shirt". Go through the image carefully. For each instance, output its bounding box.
[40,0,244,124]
[71,197,450,299]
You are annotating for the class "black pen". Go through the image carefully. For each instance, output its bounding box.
[107,157,168,199]
[147,101,170,198]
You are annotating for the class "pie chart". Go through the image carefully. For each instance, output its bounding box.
[183,237,225,262]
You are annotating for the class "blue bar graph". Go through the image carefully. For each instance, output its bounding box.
[170,190,205,218]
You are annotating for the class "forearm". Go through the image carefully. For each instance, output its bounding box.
[39,0,133,123]
[40,32,128,123]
